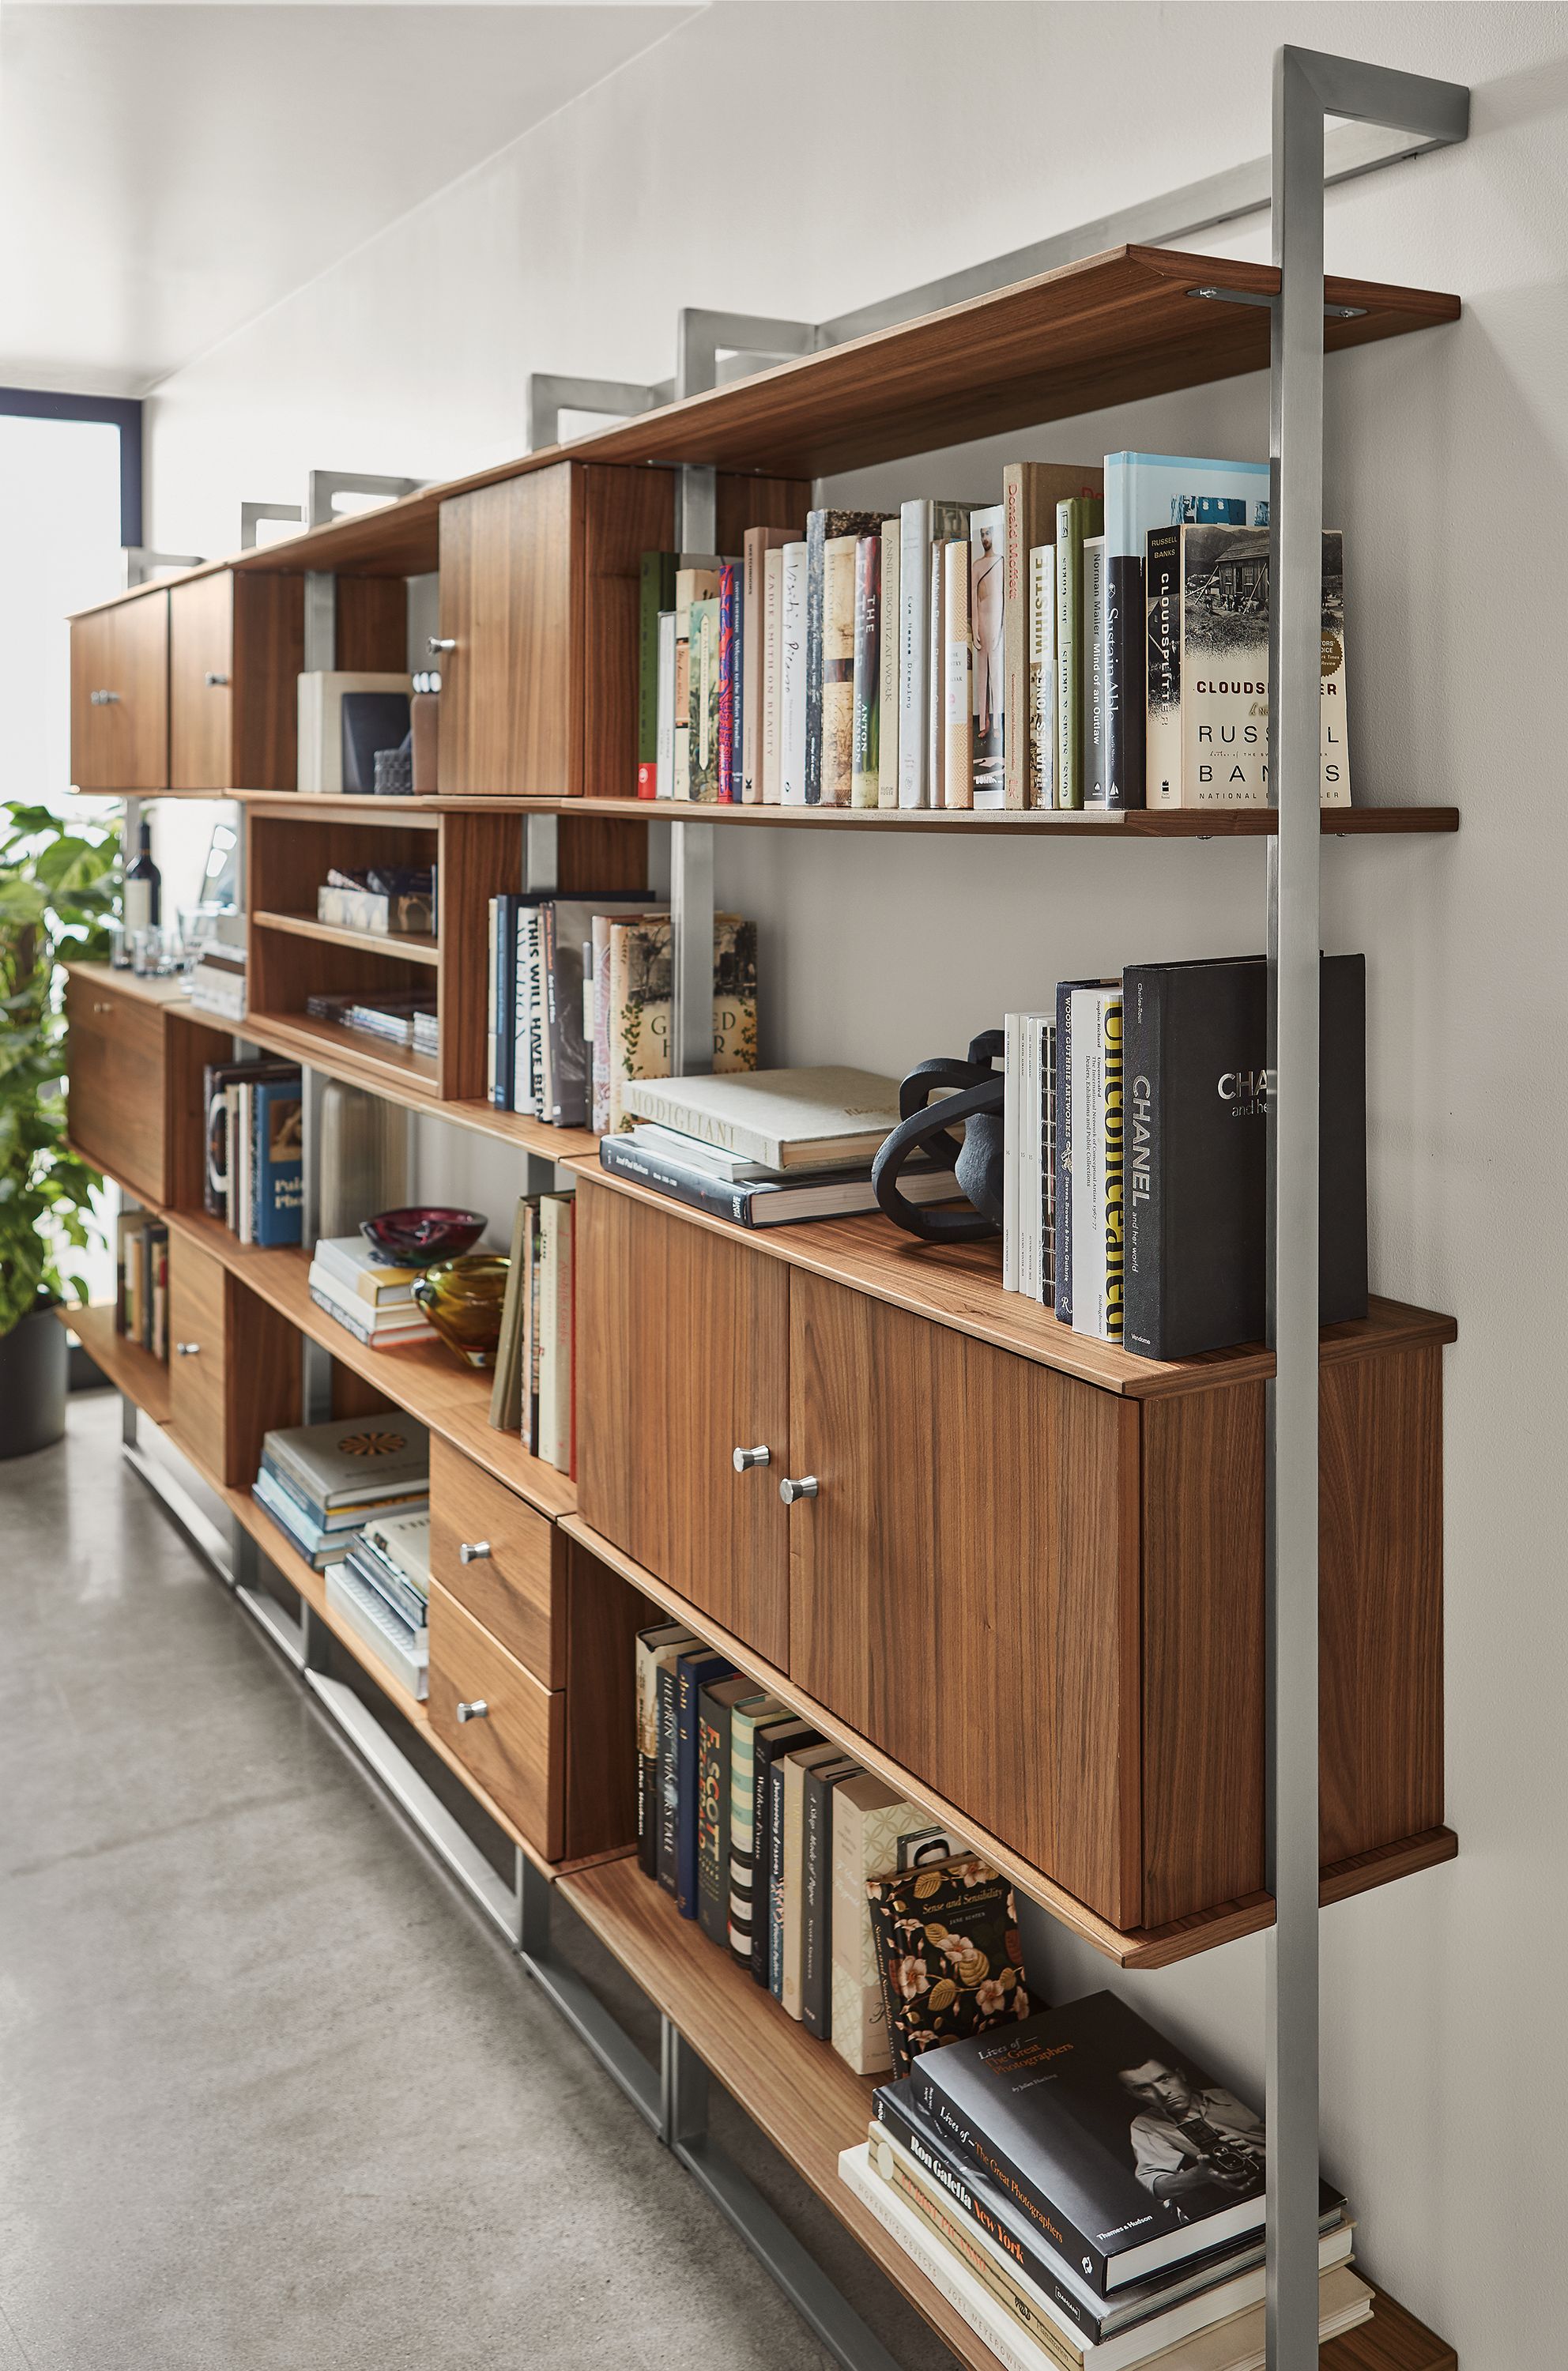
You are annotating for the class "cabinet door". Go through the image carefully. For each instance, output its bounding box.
[577,1182,790,1667]
[787,1273,1143,1928]
[438,466,575,796]
[70,592,168,790]
[167,1233,228,1484]
[64,971,168,1203]
[169,573,234,790]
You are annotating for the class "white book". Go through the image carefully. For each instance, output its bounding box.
[1069,985,1122,1341]
[326,1561,428,1699]
[970,503,1005,809]
[899,499,969,807]
[360,1507,432,1591]
[943,537,973,809]
[622,1065,903,1170]
[1020,1014,1045,1302]
[778,542,809,804]
[307,1262,429,1336]
[1002,1013,1023,1295]
[625,1123,788,1182]
[761,548,786,803]
[877,518,900,808]
[1030,545,1055,808]
[654,611,676,799]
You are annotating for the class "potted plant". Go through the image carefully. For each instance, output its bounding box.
[0,799,119,1457]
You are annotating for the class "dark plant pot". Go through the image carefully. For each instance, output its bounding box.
[0,1300,68,1459]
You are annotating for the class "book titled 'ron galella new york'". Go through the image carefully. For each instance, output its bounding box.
[910,1989,1343,2297]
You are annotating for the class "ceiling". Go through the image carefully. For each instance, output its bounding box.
[0,4,698,395]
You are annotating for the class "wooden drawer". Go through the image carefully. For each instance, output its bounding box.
[167,1232,228,1484]
[65,971,168,1204]
[170,571,303,792]
[428,1435,562,1686]
[70,590,168,790]
[428,1583,564,1857]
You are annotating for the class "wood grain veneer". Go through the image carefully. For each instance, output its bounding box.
[70,587,168,790]
[788,1273,1142,1928]
[166,1230,229,1483]
[164,1005,240,1212]
[428,1581,564,1856]
[579,1181,791,1666]
[559,1539,656,1860]
[55,1301,172,1425]
[65,968,170,1204]
[169,571,303,790]
[434,808,519,1098]
[334,575,408,673]
[430,1434,564,1687]
[439,466,575,797]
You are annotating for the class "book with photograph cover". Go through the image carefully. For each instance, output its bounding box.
[1175,524,1351,808]
[969,505,1006,807]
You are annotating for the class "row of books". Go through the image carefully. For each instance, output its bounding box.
[488,1193,575,1472]
[202,1057,304,1246]
[307,1232,434,1350]
[841,1989,1369,2371]
[1003,956,1368,1359]
[115,1212,168,1360]
[484,893,757,1133]
[306,987,438,1058]
[635,1623,1031,2079]
[632,454,1350,813]
[599,1063,959,1229]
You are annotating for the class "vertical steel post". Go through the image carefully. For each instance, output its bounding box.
[1265,47,1325,2371]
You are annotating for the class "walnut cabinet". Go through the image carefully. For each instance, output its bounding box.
[575,1175,1449,1938]
[70,586,169,791]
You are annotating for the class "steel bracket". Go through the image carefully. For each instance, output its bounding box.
[304,469,424,531]
[239,499,303,548]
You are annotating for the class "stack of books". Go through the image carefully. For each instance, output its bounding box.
[840,1992,1370,2371]
[599,1065,959,1230]
[306,988,438,1058]
[202,1057,303,1246]
[632,1624,1023,2078]
[187,913,247,1022]
[326,1506,431,1698]
[307,1235,434,1350]
[634,458,1350,814]
[488,1192,574,1471]
[1003,956,1368,1357]
[485,894,757,1133]
[115,1212,168,1359]
[251,1412,430,1573]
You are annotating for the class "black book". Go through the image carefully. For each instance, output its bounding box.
[749,1717,820,1986]
[492,894,518,1110]
[801,1757,858,2039]
[654,1657,682,1894]
[1122,953,1367,1360]
[695,1675,758,1948]
[912,1989,1344,2297]
[341,691,412,794]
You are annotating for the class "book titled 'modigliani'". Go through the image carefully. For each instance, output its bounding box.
[911,1990,1344,2299]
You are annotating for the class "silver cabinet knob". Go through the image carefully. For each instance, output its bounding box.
[204,670,229,687]
[89,689,121,705]
[428,635,457,654]
[455,1699,488,1724]
[175,1342,200,1356]
[91,1000,114,1013]
[778,1475,819,1505]
[733,1445,771,1473]
[458,1540,492,1564]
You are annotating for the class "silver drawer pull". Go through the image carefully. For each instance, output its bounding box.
[91,1000,114,1013]
[732,1445,771,1473]
[428,636,457,654]
[89,689,121,705]
[778,1475,818,1505]
[455,1699,489,1724]
[175,1342,200,1357]
[204,670,229,687]
[458,1540,492,1563]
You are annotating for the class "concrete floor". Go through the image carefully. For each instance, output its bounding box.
[0,1392,960,2371]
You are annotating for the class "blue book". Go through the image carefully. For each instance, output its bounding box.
[674,1649,733,1917]
[492,894,518,1109]
[253,1468,346,1569]
[1100,454,1270,812]
[250,1076,303,1246]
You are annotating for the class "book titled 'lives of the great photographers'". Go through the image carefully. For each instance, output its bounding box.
[1121,954,1368,1362]
[910,1989,1345,2299]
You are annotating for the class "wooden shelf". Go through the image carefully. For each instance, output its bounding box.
[251,911,440,967]
[237,1010,441,1096]
[560,1856,1455,2371]
[161,1207,576,1521]
[570,1162,1458,1403]
[56,1301,172,1424]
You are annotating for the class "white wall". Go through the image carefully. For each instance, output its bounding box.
[143,7,1568,2360]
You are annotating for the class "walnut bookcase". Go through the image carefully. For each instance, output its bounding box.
[64,104,1466,2371]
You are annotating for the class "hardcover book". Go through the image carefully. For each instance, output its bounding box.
[655,1655,683,1893]
[911,1990,1343,2296]
[674,1649,733,1918]
[829,1774,929,2075]
[249,1078,303,1246]
[655,610,677,799]
[1170,525,1351,807]
[1102,453,1268,812]
[716,564,741,804]
[780,1742,843,2015]
[899,499,971,807]
[752,1717,821,1984]
[850,532,880,810]
[1123,955,1367,1359]
[805,510,888,803]
[819,532,861,807]
[1052,496,1102,809]
[727,1693,787,1968]
[687,594,722,803]
[620,1065,902,1170]
[673,564,720,800]
[876,518,900,808]
[603,913,757,1135]
[1001,464,1100,809]
[635,1623,697,1879]
[697,1675,762,1946]
[1028,545,1055,809]
[742,526,797,801]
[778,541,809,803]
[637,551,677,794]
[1067,985,1123,1341]
[969,504,1005,806]
[865,1856,1031,2078]
[801,1756,859,2037]
[1081,537,1107,809]
[761,545,787,803]
[943,537,973,809]
[262,1413,429,1514]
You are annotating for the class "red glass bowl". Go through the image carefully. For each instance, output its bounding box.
[360,1207,487,1268]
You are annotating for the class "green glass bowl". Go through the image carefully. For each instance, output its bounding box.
[413,1252,508,1370]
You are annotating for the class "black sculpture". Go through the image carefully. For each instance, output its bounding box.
[870,1029,1004,1243]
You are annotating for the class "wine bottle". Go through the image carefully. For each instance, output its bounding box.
[123,819,161,935]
